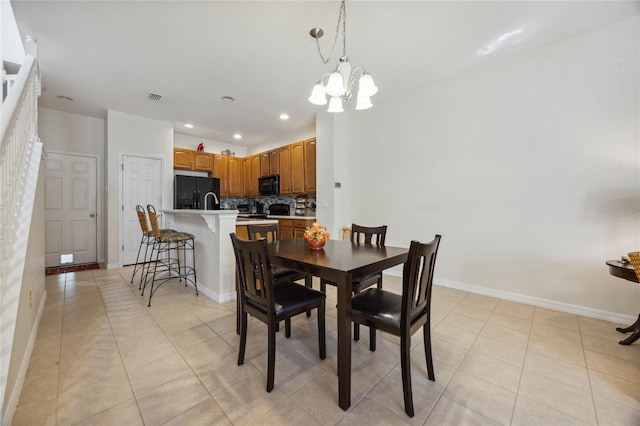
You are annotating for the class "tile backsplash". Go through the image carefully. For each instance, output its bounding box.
[222,195,316,216]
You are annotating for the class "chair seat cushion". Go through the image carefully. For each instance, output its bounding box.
[272,266,307,283]
[273,282,325,317]
[351,288,401,330]
[158,231,195,242]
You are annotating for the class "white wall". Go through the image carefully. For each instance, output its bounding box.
[334,16,639,317]
[38,108,104,155]
[174,133,247,157]
[106,110,173,267]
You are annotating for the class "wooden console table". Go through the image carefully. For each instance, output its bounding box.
[605,260,640,345]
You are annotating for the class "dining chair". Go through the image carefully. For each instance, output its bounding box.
[351,235,441,417]
[247,223,313,291]
[321,223,388,340]
[230,233,326,392]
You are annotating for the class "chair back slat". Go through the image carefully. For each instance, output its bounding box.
[136,205,150,234]
[351,224,387,246]
[402,235,441,325]
[247,223,280,243]
[230,233,275,312]
[146,204,162,238]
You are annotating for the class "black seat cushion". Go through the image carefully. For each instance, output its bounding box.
[273,282,325,317]
[272,265,306,281]
[352,288,402,330]
[352,273,382,292]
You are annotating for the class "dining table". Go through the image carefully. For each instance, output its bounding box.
[267,238,409,410]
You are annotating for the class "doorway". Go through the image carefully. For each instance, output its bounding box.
[44,152,98,267]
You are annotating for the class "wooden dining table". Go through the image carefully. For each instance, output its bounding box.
[267,238,409,410]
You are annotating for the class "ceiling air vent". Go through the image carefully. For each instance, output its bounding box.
[147,92,163,102]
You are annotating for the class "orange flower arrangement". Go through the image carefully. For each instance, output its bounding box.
[304,222,330,248]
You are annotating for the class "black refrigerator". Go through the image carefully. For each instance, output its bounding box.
[174,176,221,210]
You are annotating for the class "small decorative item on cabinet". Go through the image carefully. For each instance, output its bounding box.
[304,222,330,249]
[197,142,204,152]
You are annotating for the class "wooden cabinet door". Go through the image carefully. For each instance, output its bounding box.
[212,154,229,196]
[251,155,261,196]
[174,148,193,170]
[228,156,243,197]
[304,138,316,194]
[290,141,305,194]
[260,152,270,176]
[278,145,292,195]
[193,152,214,172]
[242,156,252,197]
[269,150,279,175]
[279,219,294,240]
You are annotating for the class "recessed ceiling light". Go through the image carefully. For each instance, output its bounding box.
[221,96,235,102]
[184,123,194,128]
[56,95,74,102]
[233,133,242,140]
[280,113,290,120]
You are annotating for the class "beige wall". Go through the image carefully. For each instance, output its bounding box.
[4,150,46,415]
[105,110,174,268]
[318,16,640,318]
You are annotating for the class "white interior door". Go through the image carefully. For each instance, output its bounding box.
[122,155,163,265]
[45,153,98,267]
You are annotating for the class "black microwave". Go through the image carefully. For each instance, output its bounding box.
[258,175,279,195]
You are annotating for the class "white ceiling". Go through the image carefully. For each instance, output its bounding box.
[10,1,639,146]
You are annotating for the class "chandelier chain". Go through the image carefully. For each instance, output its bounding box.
[314,0,347,65]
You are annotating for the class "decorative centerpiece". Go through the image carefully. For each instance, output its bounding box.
[304,222,330,249]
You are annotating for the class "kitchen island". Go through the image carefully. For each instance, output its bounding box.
[161,209,239,303]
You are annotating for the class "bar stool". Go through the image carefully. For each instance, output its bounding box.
[131,205,176,289]
[142,204,198,306]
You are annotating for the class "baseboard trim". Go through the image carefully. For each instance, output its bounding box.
[4,291,47,426]
[197,285,236,304]
[383,271,635,325]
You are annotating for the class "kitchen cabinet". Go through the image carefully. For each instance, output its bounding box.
[174,148,193,170]
[212,154,229,196]
[278,218,314,240]
[304,138,316,194]
[260,150,279,176]
[242,154,260,197]
[193,152,214,172]
[278,145,293,195]
[227,156,243,197]
[290,141,305,194]
[269,150,279,175]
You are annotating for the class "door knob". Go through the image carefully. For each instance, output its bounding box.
[89,213,95,218]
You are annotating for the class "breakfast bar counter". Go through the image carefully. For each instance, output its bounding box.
[161,209,239,303]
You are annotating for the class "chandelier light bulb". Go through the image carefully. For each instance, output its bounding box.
[325,72,345,97]
[327,96,344,113]
[355,95,373,111]
[309,83,328,105]
[358,73,378,97]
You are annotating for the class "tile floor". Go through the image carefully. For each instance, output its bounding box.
[11,267,640,425]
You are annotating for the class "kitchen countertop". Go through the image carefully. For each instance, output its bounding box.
[236,218,278,226]
[267,215,316,220]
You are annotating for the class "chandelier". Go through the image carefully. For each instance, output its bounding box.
[308,0,378,113]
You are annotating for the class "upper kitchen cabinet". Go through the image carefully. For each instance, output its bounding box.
[227,156,243,197]
[212,154,229,196]
[243,154,260,197]
[174,148,193,170]
[193,151,214,172]
[304,138,316,194]
[290,141,305,194]
[278,145,293,195]
[260,150,279,176]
